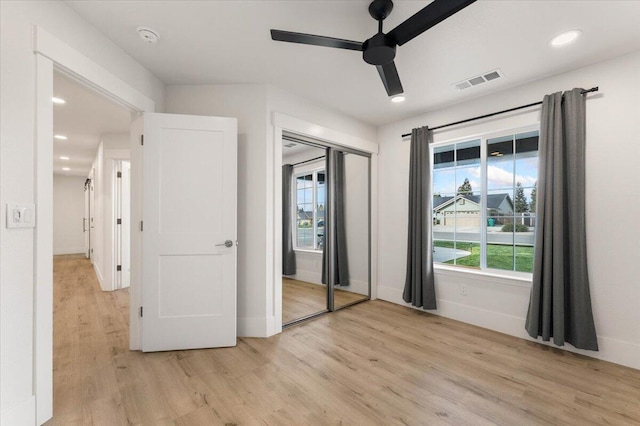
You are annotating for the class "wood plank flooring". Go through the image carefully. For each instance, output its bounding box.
[282,277,367,324]
[49,254,640,425]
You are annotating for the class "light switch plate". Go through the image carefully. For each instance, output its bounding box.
[6,203,36,229]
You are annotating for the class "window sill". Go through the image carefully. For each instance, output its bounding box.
[434,263,532,288]
[294,248,323,255]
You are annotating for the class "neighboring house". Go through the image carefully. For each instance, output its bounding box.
[433,193,513,227]
[297,208,324,227]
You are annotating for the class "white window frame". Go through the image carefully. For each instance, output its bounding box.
[430,124,540,278]
[292,160,325,252]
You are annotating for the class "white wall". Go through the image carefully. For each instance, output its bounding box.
[0,1,164,423]
[53,175,85,255]
[377,52,640,369]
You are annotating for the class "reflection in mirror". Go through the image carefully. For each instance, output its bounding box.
[331,151,370,309]
[282,140,328,325]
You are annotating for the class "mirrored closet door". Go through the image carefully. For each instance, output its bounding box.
[326,149,370,310]
[282,140,328,325]
[282,133,371,327]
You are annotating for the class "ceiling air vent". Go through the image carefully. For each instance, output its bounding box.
[453,69,504,91]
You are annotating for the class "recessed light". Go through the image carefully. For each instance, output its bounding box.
[62,167,70,171]
[54,135,67,140]
[391,95,405,103]
[550,30,582,47]
[52,97,66,104]
[59,156,70,160]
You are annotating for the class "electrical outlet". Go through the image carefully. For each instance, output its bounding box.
[460,284,468,296]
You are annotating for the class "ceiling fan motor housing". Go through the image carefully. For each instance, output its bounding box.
[363,33,396,65]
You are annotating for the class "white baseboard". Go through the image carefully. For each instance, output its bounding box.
[53,246,84,255]
[377,284,640,370]
[1,395,36,426]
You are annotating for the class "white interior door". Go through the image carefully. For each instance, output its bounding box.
[141,112,237,352]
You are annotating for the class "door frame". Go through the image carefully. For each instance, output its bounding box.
[270,113,379,334]
[84,176,91,259]
[33,26,154,424]
[113,159,132,290]
[116,160,132,290]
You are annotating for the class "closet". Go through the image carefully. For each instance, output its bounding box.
[281,132,371,326]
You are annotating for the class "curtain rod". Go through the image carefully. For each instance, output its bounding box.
[401,86,599,138]
[288,155,325,167]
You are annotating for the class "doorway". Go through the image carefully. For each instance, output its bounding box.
[33,27,156,422]
[281,132,371,326]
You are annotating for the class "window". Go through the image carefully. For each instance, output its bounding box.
[432,128,539,273]
[295,169,325,250]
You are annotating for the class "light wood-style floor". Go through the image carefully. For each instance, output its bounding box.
[282,277,367,324]
[50,254,640,425]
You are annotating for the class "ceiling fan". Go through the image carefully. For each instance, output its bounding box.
[271,0,477,98]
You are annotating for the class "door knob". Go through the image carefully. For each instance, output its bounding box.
[216,240,233,248]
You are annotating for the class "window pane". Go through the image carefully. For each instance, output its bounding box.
[486,215,515,241]
[316,172,326,208]
[455,140,480,197]
[487,135,514,190]
[303,187,313,204]
[433,145,454,169]
[452,242,479,268]
[296,219,313,248]
[516,245,534,273]
[451,204,480,268]
[515,132,539,212]
[487,243,515,271]
[514,211,535,267]
[487,189,514,217]
[433,169,456,195]
[297,174,312,189]
[456,166,480,196]
[456,140,480,167]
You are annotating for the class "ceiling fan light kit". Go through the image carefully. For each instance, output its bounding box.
[271,0,477,99]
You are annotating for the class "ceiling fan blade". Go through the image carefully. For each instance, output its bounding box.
[376,61,404,97]
[271,30,363,51]
[388,0,477,46]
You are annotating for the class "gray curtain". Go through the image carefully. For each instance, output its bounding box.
[282,164,296,276]
[525,88,598,350]
[322,150,349,286]
[403,127,436,309]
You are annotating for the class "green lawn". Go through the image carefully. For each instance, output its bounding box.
[433,240,534,273]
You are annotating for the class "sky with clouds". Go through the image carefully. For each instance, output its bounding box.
[433,154,538,201]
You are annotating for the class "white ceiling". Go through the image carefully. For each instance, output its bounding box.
[53,71,131,176]
[65,1,640,126]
